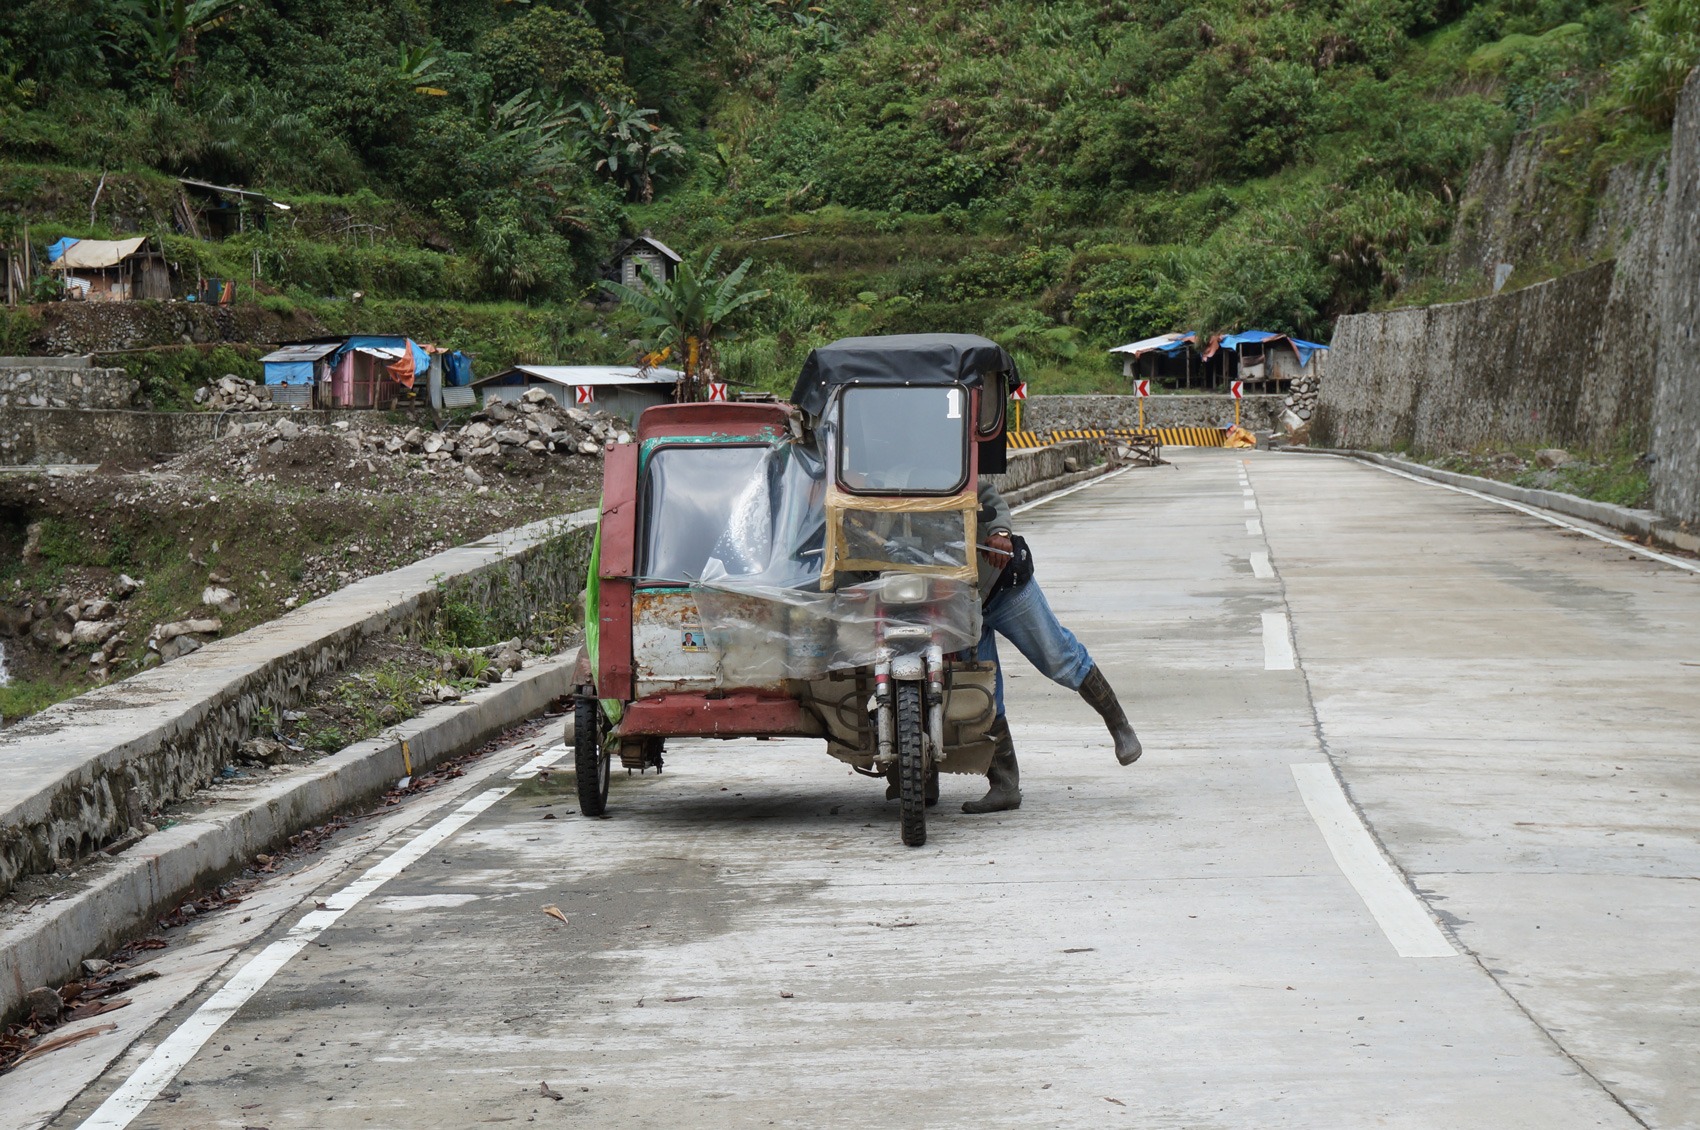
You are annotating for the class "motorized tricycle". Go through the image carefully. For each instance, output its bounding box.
[576,333,1019,846]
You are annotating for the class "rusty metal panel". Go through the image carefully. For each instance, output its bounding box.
[599,441,638,580]
[620,692,811,737]
[632,589,728,695]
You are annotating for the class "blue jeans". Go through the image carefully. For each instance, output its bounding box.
[976,579,1094,718]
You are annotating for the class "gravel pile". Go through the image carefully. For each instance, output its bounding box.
[194,374,277,412]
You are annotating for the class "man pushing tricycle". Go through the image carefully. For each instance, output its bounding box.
[575,333,1140,847]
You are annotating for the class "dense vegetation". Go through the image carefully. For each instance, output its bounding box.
[0,0,1691,391]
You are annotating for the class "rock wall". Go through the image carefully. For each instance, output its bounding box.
[1650,69,1700,528]
[1313,256,1657,454]
[1316,67,1700,531]
[28,300,324,353]
[0,366,138,410]
[1021,393,1283,434]
[0,406,418,465]
[0,512,596,900]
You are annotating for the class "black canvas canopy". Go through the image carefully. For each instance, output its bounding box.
[790,333,1018,418]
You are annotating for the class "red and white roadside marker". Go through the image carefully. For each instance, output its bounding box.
[1011,382,1028,400]
[706,382,728,402]
[1135,379,1151,398]
[575,385,595,405]
[1231,380,1244,400]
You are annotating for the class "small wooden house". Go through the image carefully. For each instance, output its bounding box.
[608,235,682,293]
[50,237,171,302]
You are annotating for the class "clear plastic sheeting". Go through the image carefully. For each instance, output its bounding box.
[691,575,982,682]
[678,383,984,685]
[838,507,969,572]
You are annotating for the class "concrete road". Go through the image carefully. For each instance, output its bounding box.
[19,448,1699,1129]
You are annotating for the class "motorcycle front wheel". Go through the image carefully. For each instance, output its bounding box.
[896,682,928,847]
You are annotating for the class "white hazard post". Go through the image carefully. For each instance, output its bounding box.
[1135,378,1150,430]
[707,382,728,402]
[575,385,594,406]
[1231,379,1243,429]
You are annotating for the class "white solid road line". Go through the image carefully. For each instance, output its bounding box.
[1250,551,1275,579]
[78,787,515,1130]
[1246,518,1263,536]
[1011,463,1137,515]
[509,743,570,779]
[1355,459,1700,576]
[1290,764,1458,959]
[1262,610,1296,670]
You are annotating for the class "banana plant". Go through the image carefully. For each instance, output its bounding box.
[601,248,770,399]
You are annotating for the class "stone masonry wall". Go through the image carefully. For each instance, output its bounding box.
[1315,66,1699,532]
[0,366,138,410]
[0,406,418,465]
[1650,68,1700,528]
[1020,393,1283,434]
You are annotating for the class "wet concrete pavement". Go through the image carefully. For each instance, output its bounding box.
[21,447,1699,1128]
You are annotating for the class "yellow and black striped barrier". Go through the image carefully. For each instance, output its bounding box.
[1007,430,1048,449]
[1046,426,1226,448]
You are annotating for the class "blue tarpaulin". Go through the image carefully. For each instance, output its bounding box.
[1215,330,1327,368]
[443,351,473,387]
[334,335,428,377]
[267,361,314,385]
[47,237,80,263]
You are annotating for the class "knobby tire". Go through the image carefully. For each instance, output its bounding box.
[575,693,611,817]
[896,682,927,847]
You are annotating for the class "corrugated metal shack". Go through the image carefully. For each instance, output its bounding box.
[472,364,683,423]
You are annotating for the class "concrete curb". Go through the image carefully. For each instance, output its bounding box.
[1002,459,1116,508]
[0,653,575,1023]
[1281,447,1700,555]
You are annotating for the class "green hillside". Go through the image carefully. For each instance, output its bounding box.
[1,0,1691,393]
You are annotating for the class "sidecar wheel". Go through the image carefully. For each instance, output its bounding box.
[575,690,611,817]
[896,682,927,847]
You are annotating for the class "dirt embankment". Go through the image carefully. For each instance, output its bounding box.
[0,391,615,722]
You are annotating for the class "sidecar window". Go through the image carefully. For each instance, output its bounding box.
[837,385,968,494]
[638,444,771,584]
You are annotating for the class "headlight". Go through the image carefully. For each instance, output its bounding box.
[880,572,930,604]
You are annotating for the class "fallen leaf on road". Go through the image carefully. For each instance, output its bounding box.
[634,923,652,929]
[542,905,568,925]
[66,997,131,1021]
[1105,1097,1126,1106]
[779,991,794,999]
[663,996,699,1003]
[1062,947,1095,954]
[15,1023,117,1065]
[539,1082,563,1101]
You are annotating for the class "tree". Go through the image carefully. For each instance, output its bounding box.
[116,0,239,94]
[569,97,686,202]
[602,248,770,400]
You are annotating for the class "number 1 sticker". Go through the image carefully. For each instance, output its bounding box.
[946,388,961,418]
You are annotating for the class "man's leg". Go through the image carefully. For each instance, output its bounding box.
[983,580,1142,765]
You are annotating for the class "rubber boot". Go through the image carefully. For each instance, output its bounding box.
[1079,664,1142,765]
[961,717,1022,813]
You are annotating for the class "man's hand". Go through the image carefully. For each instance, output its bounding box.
[981,530,1013,569]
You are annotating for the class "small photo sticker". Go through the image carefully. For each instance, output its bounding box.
[680,629,705,651]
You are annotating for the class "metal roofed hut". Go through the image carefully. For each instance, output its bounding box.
[472,364,685,424]
[1201,331,1327,393]
[1110,331,1199,389]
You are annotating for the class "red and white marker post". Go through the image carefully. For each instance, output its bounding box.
[706,382,728,402]
[1135,378,1150,429]
[1230,379,1244,428]
[1010,381,1027,432]
[575,385,595,406]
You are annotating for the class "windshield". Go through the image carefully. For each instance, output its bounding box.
[836,385,968,494]
[638,444,774,584]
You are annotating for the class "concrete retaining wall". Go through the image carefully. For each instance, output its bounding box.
[0,510,597,900]
[0,367,137,410]
[1651,68,1700,528]
[0,406,421,465]
[1020,393,1283,434]
[1315,65,1700,530]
